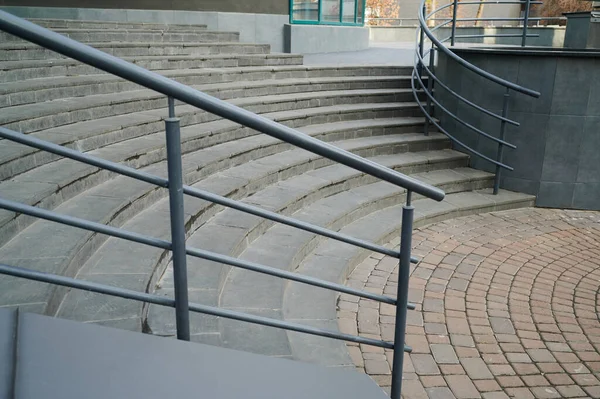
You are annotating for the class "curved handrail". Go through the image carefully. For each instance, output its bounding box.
[415,48,520,127]
[412,69,516,149]
[410,71,514,171]
[413,0,542,187]
[0,10,444,202]
[417,5,540,98]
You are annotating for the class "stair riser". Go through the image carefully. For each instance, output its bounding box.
[5,88,421,135]
[1,77,413,108]
[2,43,271,61]
[30,20,208,31]
[36,141,454,315]
[1,31,240,44]
[0,56,306,83]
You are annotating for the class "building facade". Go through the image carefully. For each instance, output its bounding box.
[0,0,370,53]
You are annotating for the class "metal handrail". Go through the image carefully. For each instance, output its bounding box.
[412,70,516,150]
[414,48,520,127]
[417,6,540,97]
[413,0,542,192]
[0,10,444,202]
[410,72,514,170]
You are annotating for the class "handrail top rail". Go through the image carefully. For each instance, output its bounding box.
[417,6,541,98]
[0,10,445,202]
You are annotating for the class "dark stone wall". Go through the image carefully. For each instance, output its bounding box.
[436,48,600,210]
[0,0,288,15]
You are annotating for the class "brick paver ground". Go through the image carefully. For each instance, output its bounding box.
[338,208,600,398]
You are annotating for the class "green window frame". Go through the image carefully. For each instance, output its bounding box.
[289,0,367,26]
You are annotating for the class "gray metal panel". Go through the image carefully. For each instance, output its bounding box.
[0,309,15,399]
[9,309,387,399]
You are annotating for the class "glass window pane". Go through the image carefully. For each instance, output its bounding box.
[342,0,357,23]
[357,0,365,25]
[322,0,342,22]
[292,0,319,21]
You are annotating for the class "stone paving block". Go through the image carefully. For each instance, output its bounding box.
[411,354,441,375]
[426,387,457,399]
[431,344,460,364]
[445,375,481,398]
[461,358,494,380]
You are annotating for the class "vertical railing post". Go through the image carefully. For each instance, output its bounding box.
[451,0,459,46]
[418,5,426,77]
[493,88,510,195]
[390,191,415,399]
[521,0,531,46]
[165,99,190,341]
[423,47,435,136]
[168,96,175,118]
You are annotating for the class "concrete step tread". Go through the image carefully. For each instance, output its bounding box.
[0,72,410,95]
[28,19,209,30]
[0,41,266,50]
[2,133,450,214]
[0,81,413,125]
[0,53,304,71]
[1,101,420,179]
[11,27,235,34]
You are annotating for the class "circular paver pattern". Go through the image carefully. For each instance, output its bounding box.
[338,208,600,398]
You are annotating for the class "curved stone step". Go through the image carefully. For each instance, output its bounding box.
[1,41,271,61]
[0,67,413,107]
[55,150,469,332]
[1,85,418,179]
[0,104,424,245]
[28,19,209,31]
[1,77,413,133]
[1,136,453,316]
[281,189,535,366]
[1,28,239,44]
[159,168,491,346]
[0,54,305,83]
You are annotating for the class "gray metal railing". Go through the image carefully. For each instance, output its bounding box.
[412,0,542,193]
[0,11,445,398]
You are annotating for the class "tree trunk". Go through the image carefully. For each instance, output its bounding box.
[474,2,484,26]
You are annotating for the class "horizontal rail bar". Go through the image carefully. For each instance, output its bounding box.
[451,0,542,4]
[0,127,422,263]
[454,33,539,38]
[374,12,561,20]
[413,70,517,149]
[0,11,444,202]
[451,16,542,21]
[414,51,520,127]
[0,263,412,351]
[411,72,514,171]
[0,198,400,305]
[417,8,540,97]
[430,19,454,33]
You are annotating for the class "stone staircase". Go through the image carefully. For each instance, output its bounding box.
[0,18,534,366]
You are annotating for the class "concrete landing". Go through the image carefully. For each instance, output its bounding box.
[303,42,418,66]
[0,307,387,399]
